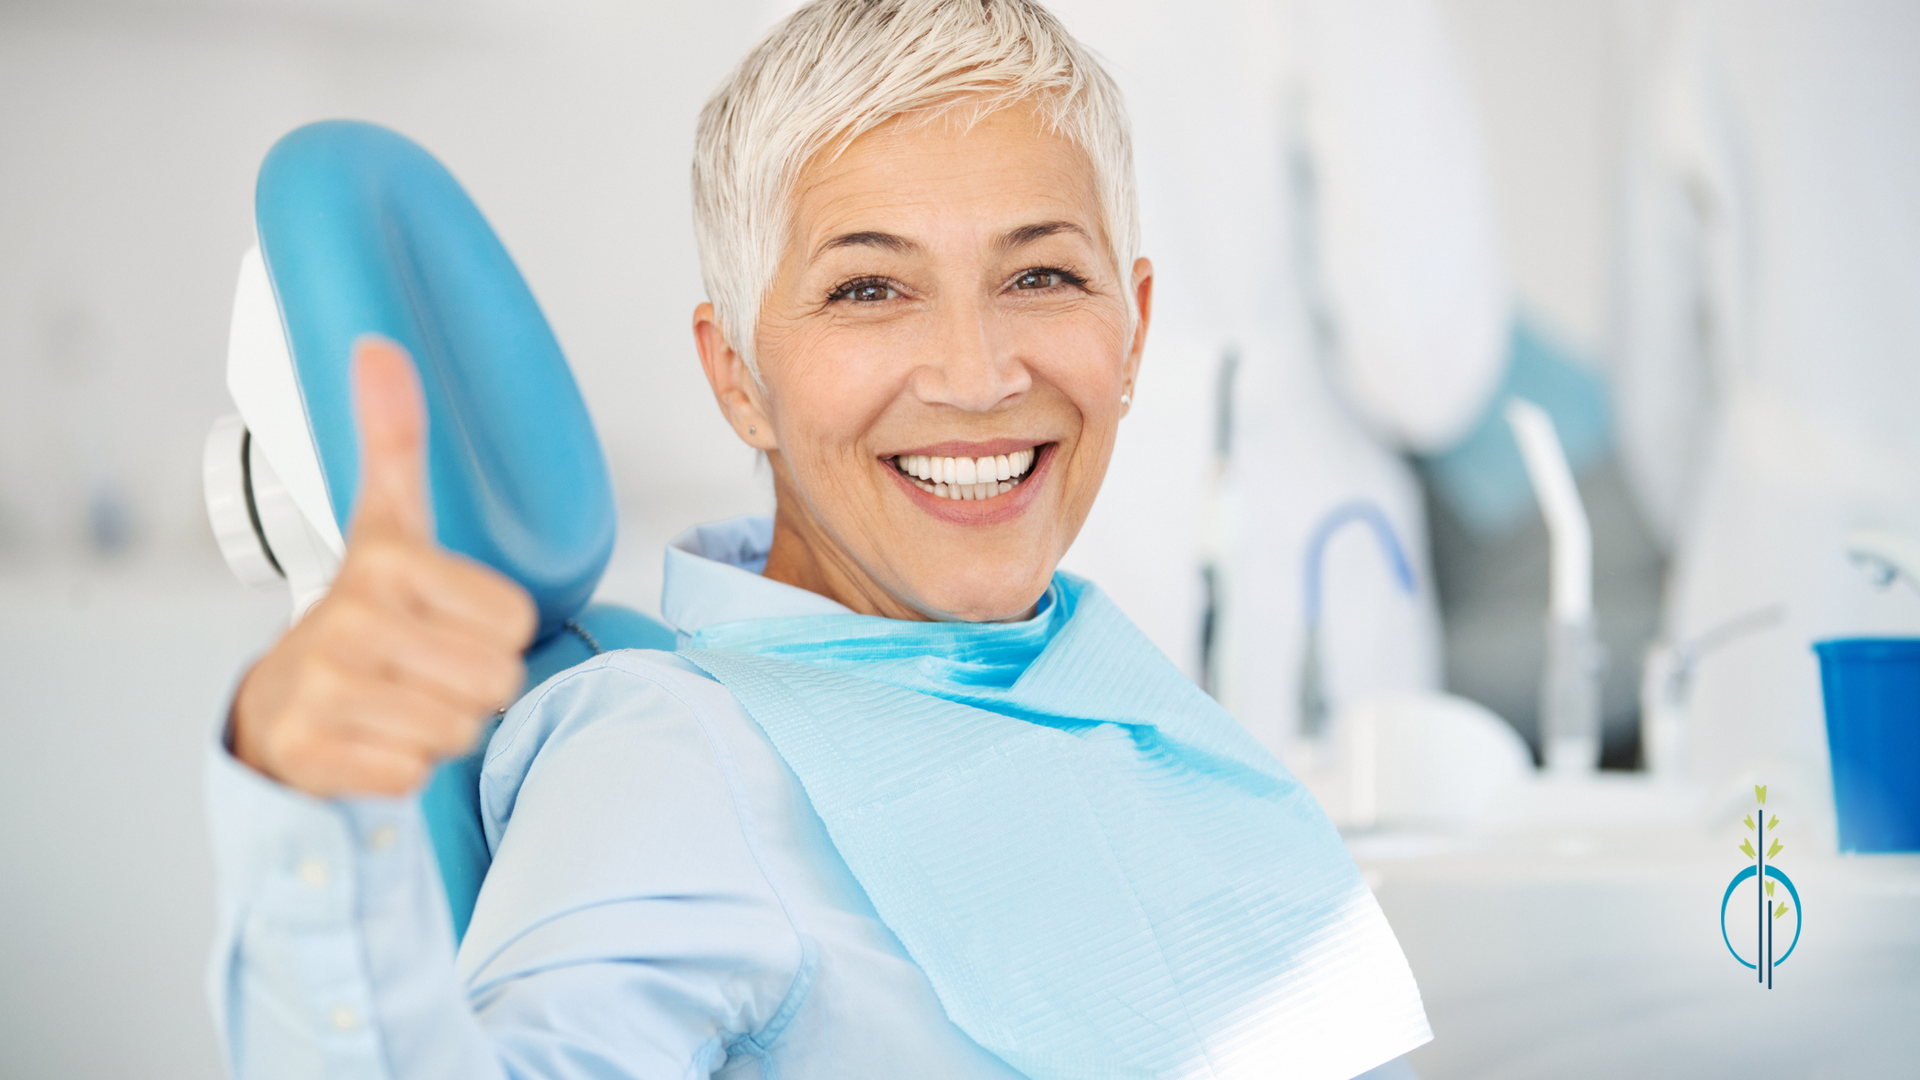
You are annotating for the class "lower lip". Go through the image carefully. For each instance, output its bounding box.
[885,445,1054,526]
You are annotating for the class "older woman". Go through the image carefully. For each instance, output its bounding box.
[212,2,1427,1078]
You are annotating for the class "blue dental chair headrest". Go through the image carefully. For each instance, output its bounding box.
[258,119,613,643]
[238,120,674,941]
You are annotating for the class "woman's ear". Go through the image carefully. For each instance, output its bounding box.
[693,302,777,450]
[1123,258,1154,411]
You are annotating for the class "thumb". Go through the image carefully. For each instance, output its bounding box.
[349,335,433,543]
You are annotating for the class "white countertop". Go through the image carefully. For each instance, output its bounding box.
[1355,775,1920,1079]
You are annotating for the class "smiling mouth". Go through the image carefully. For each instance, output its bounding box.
[889,446,1042,501]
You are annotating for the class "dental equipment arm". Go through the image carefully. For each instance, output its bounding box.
[1505,399,1591,624]
[1506,398,1603,772]
[1198,348,1238,698]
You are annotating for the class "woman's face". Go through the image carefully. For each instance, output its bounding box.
[696,100,1152,622]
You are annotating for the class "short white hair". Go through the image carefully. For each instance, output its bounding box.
[692,0,1138,372]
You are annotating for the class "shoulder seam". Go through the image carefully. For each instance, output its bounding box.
[484,650,688,768]
[484,652,622,768]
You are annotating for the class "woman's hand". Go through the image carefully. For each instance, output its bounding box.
[229,338,538,798]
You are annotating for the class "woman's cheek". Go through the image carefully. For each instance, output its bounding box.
[778,367,875,488]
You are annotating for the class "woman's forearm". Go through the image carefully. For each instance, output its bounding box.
[206,742,511,1080]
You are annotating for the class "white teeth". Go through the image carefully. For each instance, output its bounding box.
[896,446,1040,501]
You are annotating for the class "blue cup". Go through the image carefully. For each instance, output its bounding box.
[1814,638,1920,853]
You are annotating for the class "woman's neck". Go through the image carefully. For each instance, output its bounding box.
[760,500,935,622]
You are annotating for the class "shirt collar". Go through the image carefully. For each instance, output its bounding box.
[661,515,851,636]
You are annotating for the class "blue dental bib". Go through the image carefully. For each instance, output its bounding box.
[685,575,1429,1080]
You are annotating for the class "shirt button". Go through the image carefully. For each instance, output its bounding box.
[367,824,398,851]
[297,859,330,888]
[330,1006,358,1031]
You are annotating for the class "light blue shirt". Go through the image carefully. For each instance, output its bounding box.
[206,517,1025,1079]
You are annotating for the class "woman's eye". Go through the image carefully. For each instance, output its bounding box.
[832,279,898,303]
[1011,268,1083,292]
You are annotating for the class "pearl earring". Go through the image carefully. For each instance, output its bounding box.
[1120,393,1131,406]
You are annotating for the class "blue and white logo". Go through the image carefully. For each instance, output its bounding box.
[1720,785,1801,987]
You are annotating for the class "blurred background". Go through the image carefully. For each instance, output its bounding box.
[3,0,1917,1077]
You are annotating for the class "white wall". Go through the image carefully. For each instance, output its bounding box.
[0,0,782,572]
[1444,0,1624,354]
[0,563,284,1080]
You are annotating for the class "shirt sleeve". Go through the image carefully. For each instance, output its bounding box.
[204,654,808,1080]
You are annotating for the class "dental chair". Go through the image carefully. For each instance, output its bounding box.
[201,120,676,942]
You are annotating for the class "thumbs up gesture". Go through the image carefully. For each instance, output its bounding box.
[230,338,537,797]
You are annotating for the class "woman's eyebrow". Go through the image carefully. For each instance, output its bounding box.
[809,220,1089,262]
[814,230,916,260]
[999,220,1089,251]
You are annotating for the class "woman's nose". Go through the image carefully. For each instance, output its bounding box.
[913,298,1032,411]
